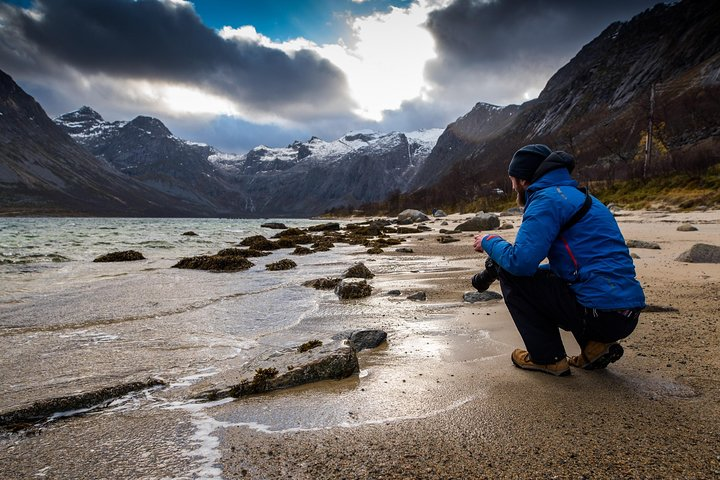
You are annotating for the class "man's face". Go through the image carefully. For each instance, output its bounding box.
[510,176,527,207]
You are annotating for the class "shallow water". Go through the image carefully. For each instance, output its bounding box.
[0,217,497,478]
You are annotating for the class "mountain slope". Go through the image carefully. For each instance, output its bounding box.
[404,0,720,209]
[0,70,201,216]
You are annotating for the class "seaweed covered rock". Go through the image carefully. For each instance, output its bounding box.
[216,248,270,258]
[173,255,254,272]
[266,259,297,271]
[181,231,198,236]
[344,262,374,279]
[292,246,313,255]
[307,222,341,232]
[303,277,342,290]
[335,279,372,299]
[93,250,145,262]
[239,235,280,250]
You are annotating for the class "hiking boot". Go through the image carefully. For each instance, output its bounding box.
[568,341,624,370]
[511,349,570,377]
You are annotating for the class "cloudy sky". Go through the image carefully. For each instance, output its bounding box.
[0,0,660,153]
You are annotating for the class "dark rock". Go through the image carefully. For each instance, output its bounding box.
[195,341,359,401]
[433,209,448,217]
[347,330,388,351]
[311,239,334,251]
[335,279,372,299]
[216,248,270,258]
[396,227,422,234]
[441,221,449,226]
[367,246,384,254]
[677,223,698,232]
[307,222,341,232]
[395,247,414,253]
[173,255,254,272]
[463,291,503,303]
[239,235,280,250]
[266,259,297,271]
[302,277,342,290]
[292,246,314,255]
[93,250,145,262]
[261,222,288,229]
[676,243,720,263]
[0,378,165,428]
[181,231,198,236]
[407,291,427,301]
[454,213,500,232]
[626,239,661,249]
[344,262,374,279]
[437,235,460,243]
[386,290,402,296]
[397,209,429,224]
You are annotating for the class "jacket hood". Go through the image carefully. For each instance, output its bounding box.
[530,151,575,184]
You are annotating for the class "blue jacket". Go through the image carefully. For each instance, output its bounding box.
[481,166,645,310]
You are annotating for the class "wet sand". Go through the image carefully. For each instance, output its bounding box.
[1,210,719,479]
[219,210,720,479]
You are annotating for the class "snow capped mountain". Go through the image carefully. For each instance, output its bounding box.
[53,106,443,216]
[209,128,443,177]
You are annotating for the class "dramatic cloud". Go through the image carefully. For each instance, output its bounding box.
[423,0,660,106]
[0,0,662,152]
[0,0,354,124]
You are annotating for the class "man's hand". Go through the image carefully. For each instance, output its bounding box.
[473,234,487,253]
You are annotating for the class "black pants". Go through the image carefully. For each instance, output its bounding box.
[498,268,640,364]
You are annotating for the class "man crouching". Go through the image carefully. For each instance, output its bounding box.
[473,144,645,376]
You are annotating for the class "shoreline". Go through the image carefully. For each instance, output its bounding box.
[1,210,719,478]
[218,209,720,479]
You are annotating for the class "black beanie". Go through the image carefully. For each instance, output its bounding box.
[508,144,552,181]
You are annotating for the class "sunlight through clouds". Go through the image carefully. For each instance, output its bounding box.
[220,2,441,122]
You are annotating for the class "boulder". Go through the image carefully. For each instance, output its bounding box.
[433,210,448,217]
[454,213,500,232]
[626,240,661,249]
[292,246,314,255]
[194,340,359,401]
[397,209,429,224]
[676,243,720,263]
[407,291,427,301]
[261,222,287,229]
[677,223,698,232]
[93,250,145,262]
[463,291,503,303]
[181,231,198,236]
[344,262,374,279]
[266,259,297,271]
[335,279,372,299]
[395,247,414,253]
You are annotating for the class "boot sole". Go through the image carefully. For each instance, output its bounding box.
[511,357,571,377]
[583,343,624,370]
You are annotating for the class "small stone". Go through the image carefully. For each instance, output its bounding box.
[463,291,503,303]
[181,231,198,236]
[626,239,661,249]
[407,291,427,301]
[93,250,145,262]
[676,223,698,232]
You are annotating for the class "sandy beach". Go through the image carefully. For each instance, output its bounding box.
[218,209,720,479]
[1,210,719,479]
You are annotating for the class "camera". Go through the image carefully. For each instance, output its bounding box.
[471,257,500,292]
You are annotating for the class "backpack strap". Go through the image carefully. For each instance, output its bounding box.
[559,187,592,233]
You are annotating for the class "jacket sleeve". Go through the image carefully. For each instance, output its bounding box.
[481,193,563,276]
